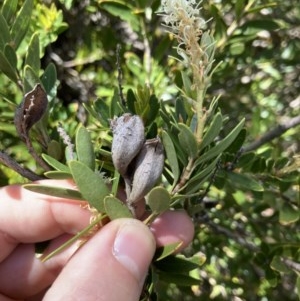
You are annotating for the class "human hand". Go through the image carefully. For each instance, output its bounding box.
[0,180,194,301]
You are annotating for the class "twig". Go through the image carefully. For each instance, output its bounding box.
[205,219,259,252]
[242,116,300,153]
[25,136,50,171]
[0,150,44,181]
[280,257,300,273]
[116,44,126,107]
[197,160,221,203]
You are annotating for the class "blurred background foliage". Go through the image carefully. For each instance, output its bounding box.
[0,0,299,300]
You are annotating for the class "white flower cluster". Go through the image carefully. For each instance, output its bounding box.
[160,0,206,33]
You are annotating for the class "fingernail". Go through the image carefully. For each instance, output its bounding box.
[113,220,155,284]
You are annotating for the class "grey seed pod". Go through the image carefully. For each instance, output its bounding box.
[127,137,164,204]
[111,114,145,176]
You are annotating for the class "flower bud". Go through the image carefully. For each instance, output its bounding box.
[111,114,145,176]
[128,137,164,204]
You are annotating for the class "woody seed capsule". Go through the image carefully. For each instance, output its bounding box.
[127,137,164,204]
[111,114,145,176]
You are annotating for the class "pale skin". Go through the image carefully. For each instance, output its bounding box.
[0,180,194,301]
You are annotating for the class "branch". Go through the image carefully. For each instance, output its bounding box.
[242,116,300,153]
[0,150,44,181]
[196,215,259,252]
[280,257,300,273]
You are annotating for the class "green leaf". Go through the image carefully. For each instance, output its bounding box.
[101,2,139,32]
[162,131,180,187]
[154,242,183,261]
[90,98,110,127]
[154,254,204,273]
[1,0,18,25]
[104,196,133,219]
[0,13,11,50]
[4,44,17,69]
[0,49,18,84]
[241,19,280,35]
[227,171,264,192]
[235,0,245,19]
[25,33,40,74]
[47,140,63,161]
[69,160,109,212]
[225,128,247,154]
[156,271,200,286]
[181,71,194,99]
[178,123,198,159]
[41,63,57,97]
[110,87,123,118]
[42,154,70,172]
[279,203,299,225]
[229,42,245,55]
[23,184,84,200]
[175,97,188,123]
[23,65,40,93]
[75,125,95,170]
[270,256,290,273]
[200,32,215,63]
[184,155,221,194]
[145,94,159,125]
[44,171,72,179]
[126,88,137,114]
[11,0,33,49]
[200,112,223,150]
[146,186,170,214]
[195,118,245,168]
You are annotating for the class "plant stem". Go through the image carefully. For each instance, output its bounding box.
[41,213,107,262]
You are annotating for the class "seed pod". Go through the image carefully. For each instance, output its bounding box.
[111,114,145,176]
[14,84,48,141]
[128,137,164,204]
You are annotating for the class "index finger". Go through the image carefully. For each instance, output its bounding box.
[0,180,91,262]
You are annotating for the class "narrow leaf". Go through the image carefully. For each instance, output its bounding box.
[154,255,203,273]
[76,125,95,170]
[0,13,11,50]
[185,155,220,194]
[23,65,40,93]
[200,112,223,150]
[11,0,33,49]
[42,154,70,172]
[104,196,132,220]
[195,118,245,167]
[44,171,72,179]
[156,271,200,286]
[1,0,18,25]
[25,33,40,74]
[154,242,183,261]
[101,2,139,31]
[162,130,180,186]
[4,44,17,69]
[24,184,84,200]
[178,123,198,159]
[181,71,194,98]
[0,50,18,83]
[41,63,57,97]
[69,160,109,212]
[235,0,245,18]
[227,171,264,192]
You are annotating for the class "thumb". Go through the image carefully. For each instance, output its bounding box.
[43,218,156,301]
